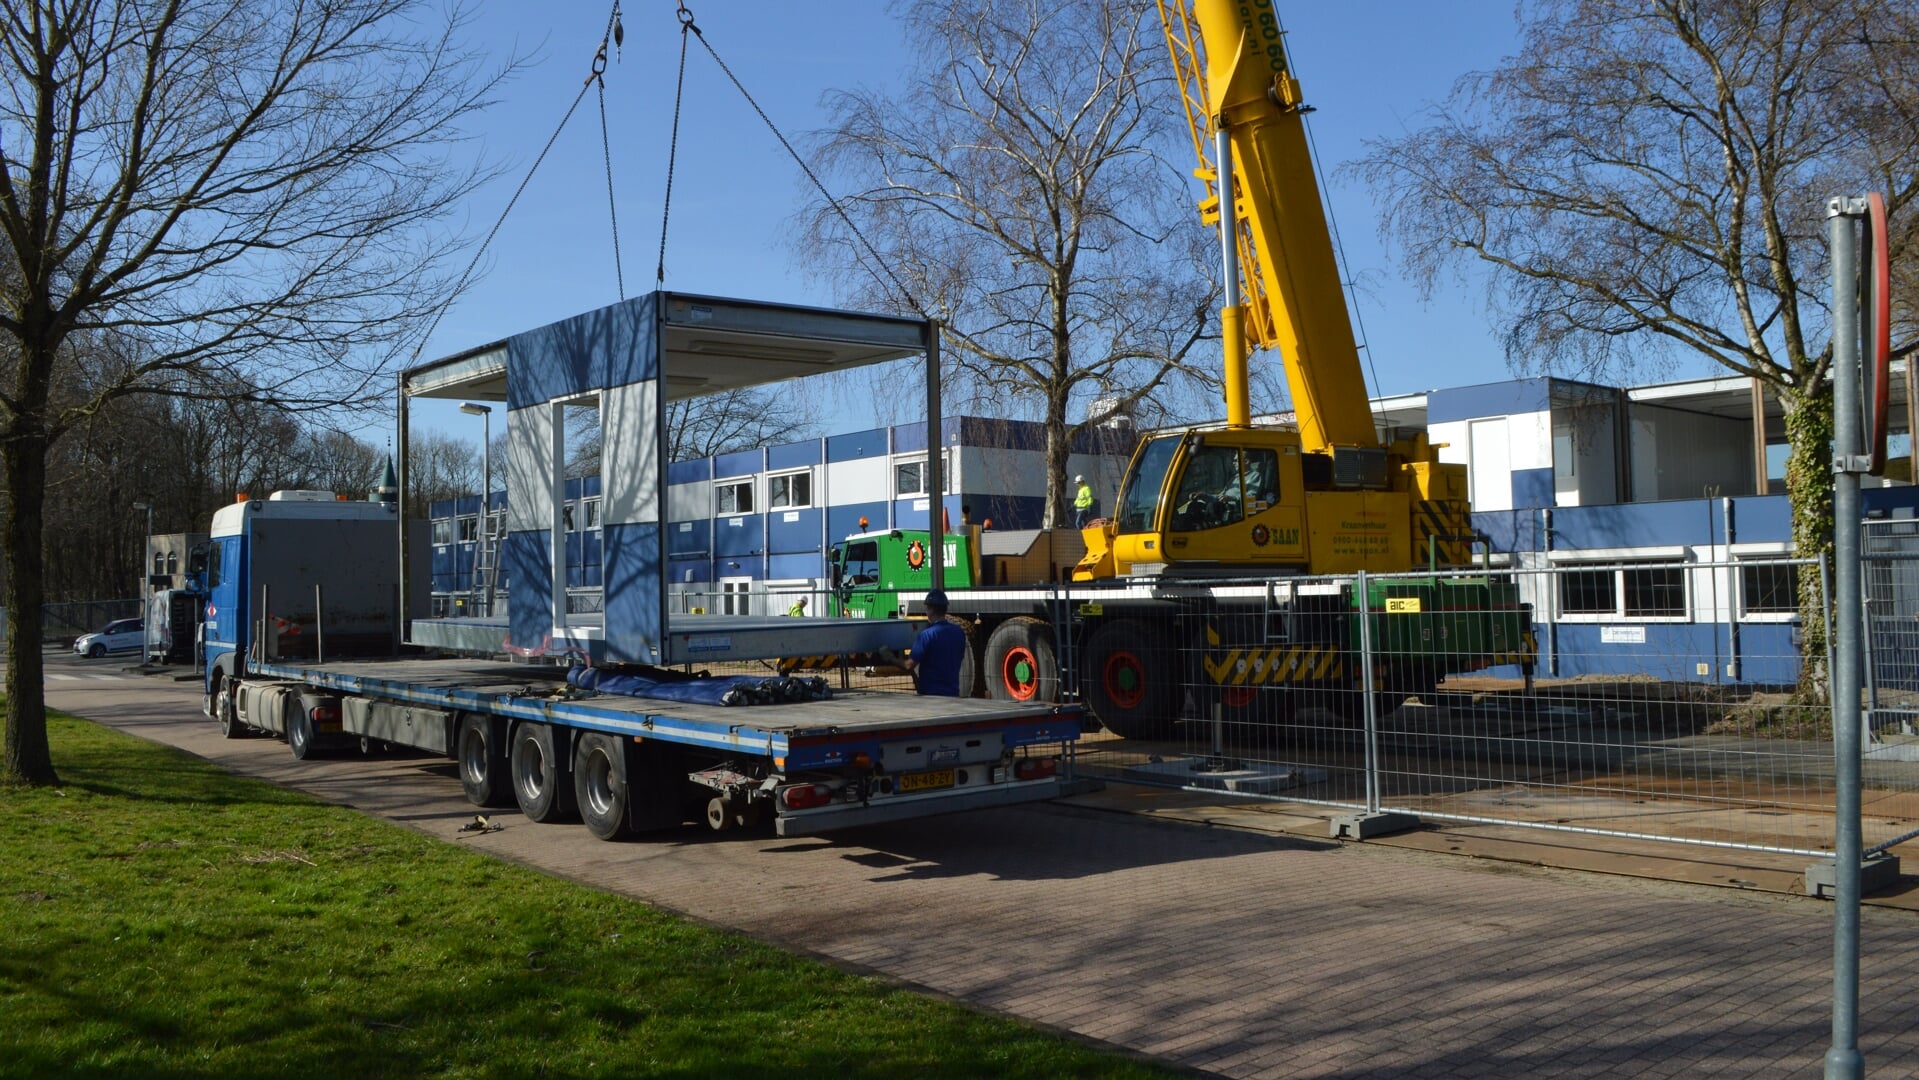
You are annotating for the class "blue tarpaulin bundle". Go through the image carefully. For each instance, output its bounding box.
[566,664,830,707]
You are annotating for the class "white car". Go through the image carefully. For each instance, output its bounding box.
[75,618,144,658]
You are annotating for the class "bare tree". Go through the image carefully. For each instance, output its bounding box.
[804,0,1217,527]
[406,431,479,516]
[1351,0,1919,700]
[665,390,818,463]
[1,0,510,785]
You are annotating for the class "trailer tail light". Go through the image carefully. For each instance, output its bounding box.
[780,783,833,810]
[310,704,341,724]
[1014,757,1058,781]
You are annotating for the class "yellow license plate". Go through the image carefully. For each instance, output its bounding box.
[898,769,955,793]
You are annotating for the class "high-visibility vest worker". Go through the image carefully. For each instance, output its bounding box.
[787,597,808,617]
[1074,476,1093,511]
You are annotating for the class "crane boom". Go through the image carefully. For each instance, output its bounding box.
[1159,0,1378,453]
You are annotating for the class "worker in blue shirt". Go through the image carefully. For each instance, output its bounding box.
[903,590,967,696]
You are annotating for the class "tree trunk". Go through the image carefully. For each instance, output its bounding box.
[1781,383,1834,705]
[3,428,56,785]
[1042,401,1071,529]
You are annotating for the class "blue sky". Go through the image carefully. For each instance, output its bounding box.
[403,1,1673,442]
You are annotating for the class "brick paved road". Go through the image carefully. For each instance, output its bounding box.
[34,663,1919,1078]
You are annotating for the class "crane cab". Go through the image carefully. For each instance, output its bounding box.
[1076,429,1471,580]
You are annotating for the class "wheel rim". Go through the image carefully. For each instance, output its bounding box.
[460,727,487,786]
[1000,645,1040,701]
[580,747,617,818]
[1101,649,1147,710]
[512,737,548,801]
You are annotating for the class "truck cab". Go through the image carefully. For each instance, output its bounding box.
[831,528,979,619]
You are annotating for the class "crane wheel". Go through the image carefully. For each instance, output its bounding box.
[983,618,1058,703]
[1083,619,1181,740]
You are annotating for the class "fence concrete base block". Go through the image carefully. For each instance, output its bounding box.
[1331,810,1420,840]
[1125,757,1326,795]
[1804,854,1903,899]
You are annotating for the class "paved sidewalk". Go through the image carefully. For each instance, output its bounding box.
[36,673,1919,1078]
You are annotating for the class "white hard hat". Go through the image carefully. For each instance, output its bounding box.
[1074,474,1084,482]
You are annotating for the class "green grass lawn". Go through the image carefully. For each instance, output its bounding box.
[0,713,1174,1079]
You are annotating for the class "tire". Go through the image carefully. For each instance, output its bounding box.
[215,679,247,739]
[88,643,105,658]
[983,617,1059,703]
[953,618,984,698]
[1083,619,1182,741]
[286,697,317,760]
[572,732,632,841]
[510,722,577,823]
[457,714,513,808]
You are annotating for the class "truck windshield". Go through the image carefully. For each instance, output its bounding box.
[842,541,880,586]
[1116,437,1180,533]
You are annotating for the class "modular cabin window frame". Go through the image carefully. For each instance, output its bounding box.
[1729,544,1800,623]
[457,515,479,544]
[768,469,813,510]
[715,477,755,517]
[431,518,454,545]
[1547,547,1691,623]
[892,450,953,498]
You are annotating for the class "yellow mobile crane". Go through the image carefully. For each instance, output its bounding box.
[828,1,1529,739]
[1075,0,1469,580]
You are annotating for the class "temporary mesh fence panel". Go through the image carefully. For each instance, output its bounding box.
[1061,558,1905,859]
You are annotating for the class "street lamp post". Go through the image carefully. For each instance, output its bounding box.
[459,403,493,616]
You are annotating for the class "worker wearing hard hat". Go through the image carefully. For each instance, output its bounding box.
[1073,473,1095,528]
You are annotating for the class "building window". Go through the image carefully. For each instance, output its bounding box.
[584,498,602,530]
[1623,565,1686,617]
[1559,569,1616,615]
[166,552,178,575]
[715,479,754,516]
[894,460,924,497]
[1557,560,1689,620]
[769,470,812,509]
[1740,561,1799,618]
[432,518,453,545]
[457,515,479,543]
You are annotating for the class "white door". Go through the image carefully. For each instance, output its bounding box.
[719,577,752,616]
[1468,418,1512,511]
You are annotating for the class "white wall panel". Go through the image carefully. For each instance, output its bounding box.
[824,456,889,506]
[599,380,660,526]
[505,403,555,533]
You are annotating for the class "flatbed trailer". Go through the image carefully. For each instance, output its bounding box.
[230,655,1082,839]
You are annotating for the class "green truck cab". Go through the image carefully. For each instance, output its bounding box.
[830,528,979,619]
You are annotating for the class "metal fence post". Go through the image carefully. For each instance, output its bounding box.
[1332,569,1417,839]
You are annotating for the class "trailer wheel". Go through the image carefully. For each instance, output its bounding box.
[457,714,512,808]
[953,617,984,698]
[705,796,737,832]
[286,697,318,761]
[1083,619,1181,740]
[509,722,577,823]
[215,679,247,739]
[984,617,1058,703]
[573,732,632,841]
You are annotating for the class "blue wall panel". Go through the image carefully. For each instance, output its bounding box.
[506,293,658,408]
[667,519,709,556]
[714,449,762,480]
[1550,501,1712,550]
[766,508,824,554]
[769,552,824,580]
[892,420,928,454]
[828,502,888,544]
[666,458,709,485]
[959,416,1045,451]
[767,440,822,471]
[1727,495,1790,543]
[1545,623,1798,685]
[1510,467,1555,511]
[601,522,662,664]
[1471,509,1542,554]
[505,530,551,653]
[713,515,762,559]
[827,427,889,462]
[1865,487,1919,516]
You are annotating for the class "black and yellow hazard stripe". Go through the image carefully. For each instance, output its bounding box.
[779,654,867,674]
[1412,498,1473,565]
[1201,643,1342,687]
